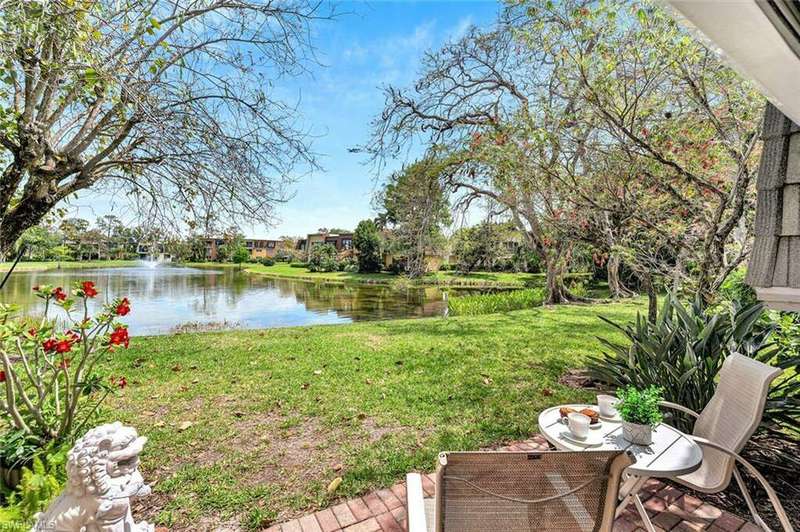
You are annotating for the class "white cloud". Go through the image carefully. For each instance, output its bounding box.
[449,15,474,40]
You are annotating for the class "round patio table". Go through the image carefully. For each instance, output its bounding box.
[538,404,703,532]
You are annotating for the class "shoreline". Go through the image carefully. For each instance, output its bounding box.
[2,259,593,290]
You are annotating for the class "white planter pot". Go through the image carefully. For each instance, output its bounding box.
[622,421,653,445]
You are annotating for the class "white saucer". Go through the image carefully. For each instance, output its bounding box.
[559,430,604,447]
[599,412,622,422]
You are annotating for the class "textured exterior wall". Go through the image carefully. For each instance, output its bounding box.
[746,102,800,290]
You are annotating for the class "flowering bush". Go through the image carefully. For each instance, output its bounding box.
[0,281,131,448]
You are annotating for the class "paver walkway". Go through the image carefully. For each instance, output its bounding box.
[268,435,756,532]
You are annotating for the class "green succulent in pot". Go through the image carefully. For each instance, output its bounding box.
[616,385,664,445]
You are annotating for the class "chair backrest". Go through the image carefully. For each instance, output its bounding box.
[692,354,782,489]
[433,450,633,532]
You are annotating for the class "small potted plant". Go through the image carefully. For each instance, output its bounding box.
[616,385,663,445]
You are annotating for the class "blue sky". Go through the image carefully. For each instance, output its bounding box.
[70,0,501,238]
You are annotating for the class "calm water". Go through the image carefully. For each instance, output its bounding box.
[0,265,459,335]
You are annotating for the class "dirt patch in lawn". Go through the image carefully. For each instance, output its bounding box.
[361,416,397,443]
[129,410,358,530]
[239,414,348,486]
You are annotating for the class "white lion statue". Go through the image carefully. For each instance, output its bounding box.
[33,422,154,532]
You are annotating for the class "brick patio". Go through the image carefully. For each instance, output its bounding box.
[267,435,756,532]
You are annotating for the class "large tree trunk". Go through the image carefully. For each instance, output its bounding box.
[544,251,569,304]
[0,194,56,257]
[601,213,634,299]
[607,254,634,299]
[642,271,658,323]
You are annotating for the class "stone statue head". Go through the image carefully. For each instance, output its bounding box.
[66,421,150,499]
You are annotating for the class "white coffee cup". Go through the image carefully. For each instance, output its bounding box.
[567,413,591,439]
[597,395,619,418]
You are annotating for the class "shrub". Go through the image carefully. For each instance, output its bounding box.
[567,279,588,298]
[512,247,542,273]
[290,262,308,268]
[258,257,275,267]
[760,311,800,435]
[587,295,778,432]
[353,220,382,273]
[0,283,132,449]
[0,429,38,474]
[308,244,338,272]
[2,445,67,521]
[719,267,757,307]
[337,256,358,272]
[448,288,545,316]
[231,247,250,266]
[616,386,664,427]
[388,256,407,275]
[15,450,65,518]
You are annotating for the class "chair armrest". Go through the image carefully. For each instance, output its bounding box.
[659,401,701,419]
[689,436,795,532]
[406,473,428,532]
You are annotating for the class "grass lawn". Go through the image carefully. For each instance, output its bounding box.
[100,298,645,530]
[0,260,138,272]
[239,262,590,288]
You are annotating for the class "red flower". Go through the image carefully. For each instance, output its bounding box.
[109,327,130,348]
[81,281,98,298]
[59,358,71,370]
[55,339,72,354]
[52,287,67,302]
[27,328,37,337]
[115,298,131,316]
[0,370,6,383]
[42,338,58,353]
[110,376,128,389]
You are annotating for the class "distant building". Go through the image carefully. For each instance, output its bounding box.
[299,231,354,258]
[137,242,172,262]
[204,238,284,261]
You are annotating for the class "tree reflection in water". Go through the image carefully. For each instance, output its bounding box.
[1,266,479,336]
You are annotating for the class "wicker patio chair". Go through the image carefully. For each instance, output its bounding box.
[660,353,794,532]
[406,450,634,532]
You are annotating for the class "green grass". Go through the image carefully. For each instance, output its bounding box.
[98,298,645,529]
[0,260,138,272]
[448,288,546,316]
[235,261,591,288]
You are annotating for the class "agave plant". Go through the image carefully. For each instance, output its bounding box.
[587,294,777,433]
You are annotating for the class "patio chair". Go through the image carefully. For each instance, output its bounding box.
[660,353,794,532]
[406,450,634,532]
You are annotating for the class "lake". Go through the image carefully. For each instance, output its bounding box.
[0,265,463,335]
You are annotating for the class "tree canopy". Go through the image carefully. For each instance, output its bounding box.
[353,219,382,273]
[0,0,329,254]
[368,0,763,308]
[376,156,452,277]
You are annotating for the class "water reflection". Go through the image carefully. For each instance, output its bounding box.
[0,266,461,336]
